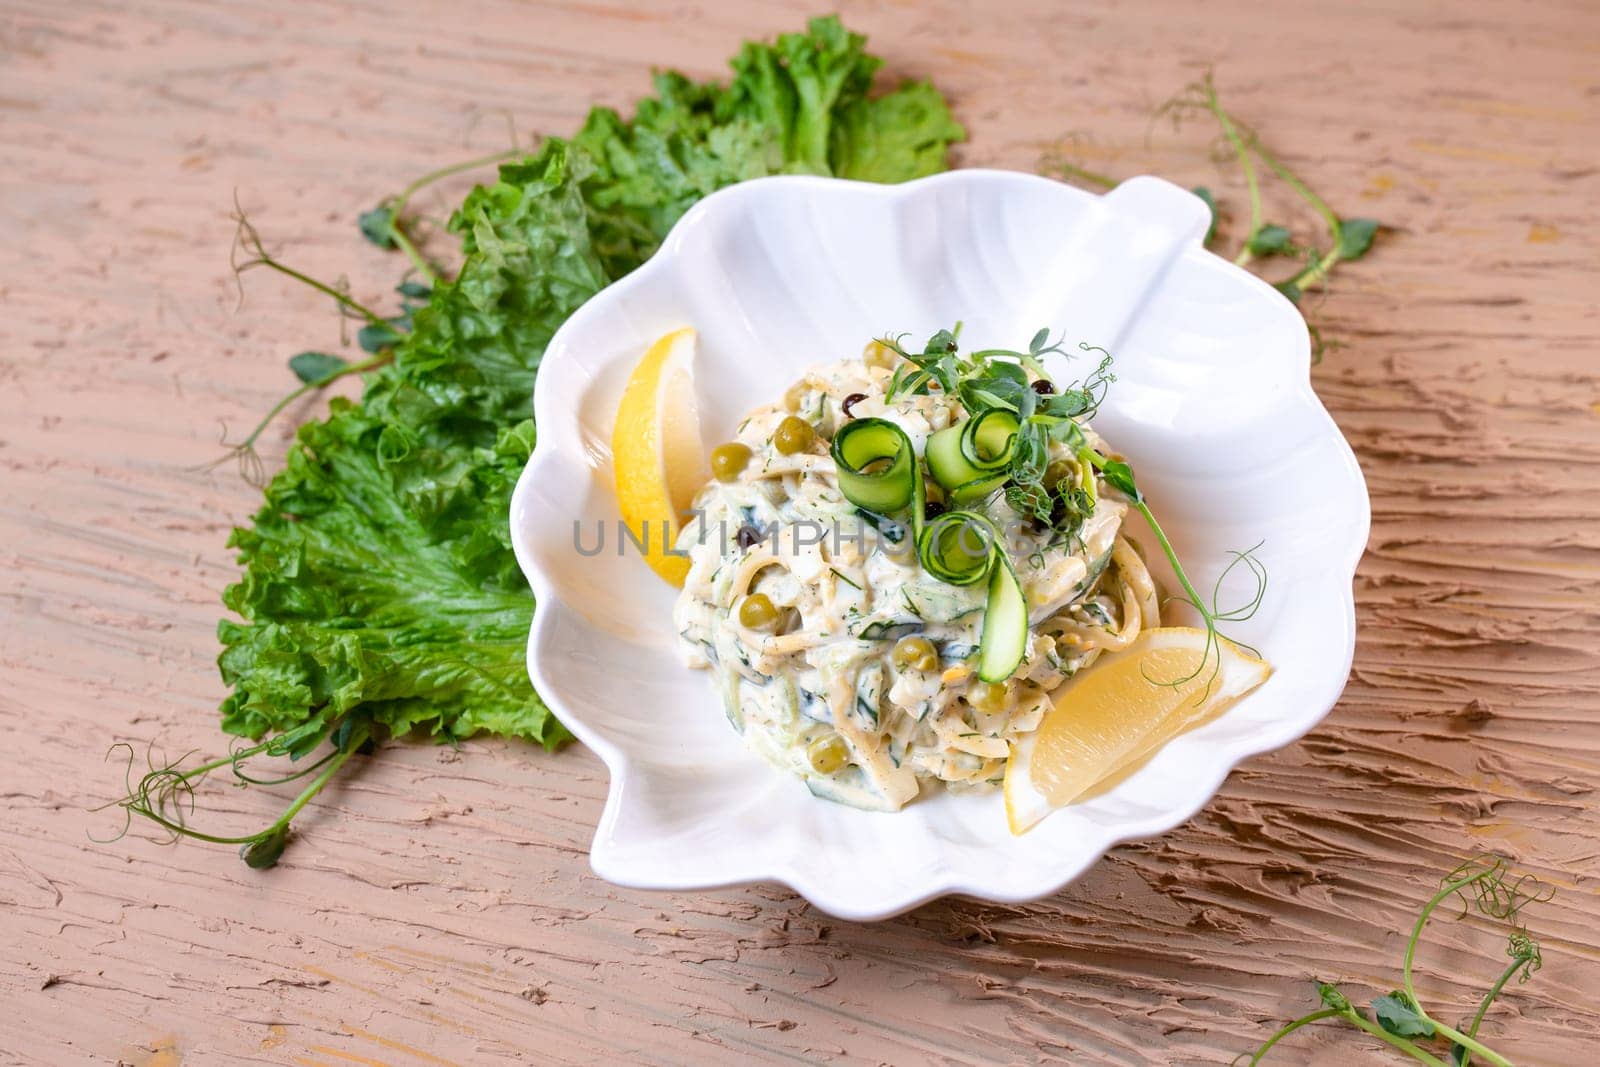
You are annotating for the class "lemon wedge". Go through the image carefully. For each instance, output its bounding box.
[1004,627,1271,834]
[611,327,705,586]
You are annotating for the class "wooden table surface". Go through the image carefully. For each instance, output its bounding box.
[4,1,1598,1063]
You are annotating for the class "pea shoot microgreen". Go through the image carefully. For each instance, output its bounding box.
[208,152,515,484]
[356,148,520,284]
[95,713,375,868]
[1051,72,1382,360]
[228,199,390,329]
[879,326,1265,691]
[1241,856,1550,1066]
[1156,73,1382,301]
[1089,451,1267,690]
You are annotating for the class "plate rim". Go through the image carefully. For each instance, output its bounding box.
[510,167,1371,921]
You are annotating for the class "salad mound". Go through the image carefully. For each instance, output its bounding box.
[672,334,1161,812]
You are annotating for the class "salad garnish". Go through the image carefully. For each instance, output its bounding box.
[674,326,1271,819]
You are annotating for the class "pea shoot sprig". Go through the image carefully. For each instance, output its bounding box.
[209,150,517,484]
[882,325,1112,532]
[144,152,521,861]
[875,326,1265,691]
[1155,73,1380,305]
[356,148,520,284]
[95,712,374,868]
[1052,72,1381,358]
[1243,856,1550,1066]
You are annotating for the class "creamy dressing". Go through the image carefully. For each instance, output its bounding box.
[673,352,1151,811]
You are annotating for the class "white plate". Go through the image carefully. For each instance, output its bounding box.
[510,170,1368,921]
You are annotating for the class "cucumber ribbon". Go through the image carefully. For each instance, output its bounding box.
[916,511,1027,682]
[832,416,1028,682]
[924,408,1019,504]
[831,417,925,530]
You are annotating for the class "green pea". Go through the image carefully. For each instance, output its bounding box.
[711,442,753,481]
[738,592,780,630]
[891,636,939,673]
[807,734,850,775]
[967,680,1011,714]
[772,415,815,456]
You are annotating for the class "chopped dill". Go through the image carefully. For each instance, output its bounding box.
[830,567,862,590]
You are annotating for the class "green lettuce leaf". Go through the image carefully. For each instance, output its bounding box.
[218,16,963,753]
[831,81,966,183]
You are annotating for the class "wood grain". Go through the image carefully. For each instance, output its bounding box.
[3,0,1598,1063]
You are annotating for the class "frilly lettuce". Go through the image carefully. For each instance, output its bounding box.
[218,17,964,758]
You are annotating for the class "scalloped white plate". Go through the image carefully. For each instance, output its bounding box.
[510,170,1368,921]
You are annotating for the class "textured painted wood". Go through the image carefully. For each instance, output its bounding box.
[2,0,1598,1063]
